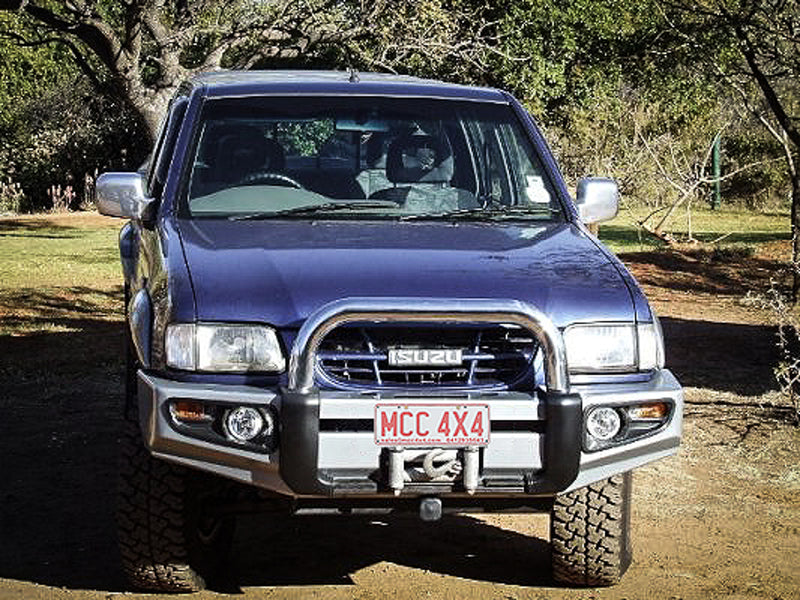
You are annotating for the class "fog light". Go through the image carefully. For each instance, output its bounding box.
[170,400,212,424]
[225,406,265,442]
[586,407,622,441]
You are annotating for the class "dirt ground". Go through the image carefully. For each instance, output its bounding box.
[0,222,798,599]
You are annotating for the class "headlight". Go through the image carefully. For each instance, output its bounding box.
[637,317,665,371]
[564,321,664,373]
[166,323,285,372]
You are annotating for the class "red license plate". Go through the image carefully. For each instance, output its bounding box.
[374,403,490,447]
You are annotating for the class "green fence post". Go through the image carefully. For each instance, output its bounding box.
[712,133,721,210]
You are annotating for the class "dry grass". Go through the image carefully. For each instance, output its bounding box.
[600,205,791,254]
[0,213,123,338]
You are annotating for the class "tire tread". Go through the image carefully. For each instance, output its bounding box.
[116,418,206,592]
[550,473,632,587]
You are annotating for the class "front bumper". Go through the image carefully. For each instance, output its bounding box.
[137,369,681,498]
[136,298,683,499]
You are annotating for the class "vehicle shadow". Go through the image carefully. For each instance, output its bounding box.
[0,290,127,591]
[231,512,552,589]
[660,316,779,397]
[0,285,779,592]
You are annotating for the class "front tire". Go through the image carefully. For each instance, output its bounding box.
[550,473,632,587]
[116,318,235,592]
[116,411,236,592]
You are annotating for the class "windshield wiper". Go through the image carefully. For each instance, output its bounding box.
[230,200,400,221]
[399,205,560,221]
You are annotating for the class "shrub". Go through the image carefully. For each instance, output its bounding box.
[748,285,800,425]
[0,77,148,213]
[0,177,24,214]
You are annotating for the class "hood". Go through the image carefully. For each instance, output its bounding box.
[176,218,637,329]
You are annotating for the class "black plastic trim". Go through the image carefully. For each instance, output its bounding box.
[280,387,582,497]
[279,387,332,495]
[524,392,582,495]
[162,399,278,454]
[582,399,675,453]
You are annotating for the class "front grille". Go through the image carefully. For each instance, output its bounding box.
[316,325,537,390]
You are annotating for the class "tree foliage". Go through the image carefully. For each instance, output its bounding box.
[0,0,796,224]
[0,11,148,212]
[0,1,507,139]
[660,0,800,296]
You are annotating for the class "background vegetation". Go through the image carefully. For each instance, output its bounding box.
[0,1,796,229]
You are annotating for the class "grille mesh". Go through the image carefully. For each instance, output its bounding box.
[317,325,537,389]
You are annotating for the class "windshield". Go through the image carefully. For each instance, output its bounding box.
[184,96,564,221]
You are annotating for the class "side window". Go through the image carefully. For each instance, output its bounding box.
[147,97,188,198]
[472,122,513,206]
[145,116,170,196]
[499,122,552,206]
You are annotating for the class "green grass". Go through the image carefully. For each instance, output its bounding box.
[0,214,124,337]
[0,216,121,289]
[599,206,791,254]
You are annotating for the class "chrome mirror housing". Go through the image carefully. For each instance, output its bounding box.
[96,172,156,220]
[575,177,619,225]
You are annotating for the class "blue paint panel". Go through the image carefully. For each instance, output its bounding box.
[177,219,636,329]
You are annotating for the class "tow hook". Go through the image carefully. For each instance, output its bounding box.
[419,497,442,522]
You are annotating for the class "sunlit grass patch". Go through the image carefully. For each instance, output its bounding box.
[600,206,791,254]
[0,214,124,341]
[0,213,122,291]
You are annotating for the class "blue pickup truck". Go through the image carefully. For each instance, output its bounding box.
[97,70,683,593]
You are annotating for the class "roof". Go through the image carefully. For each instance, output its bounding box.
[190,70,508,103]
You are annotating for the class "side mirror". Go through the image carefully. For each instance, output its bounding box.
[96,172,156,221]
[575,177,619,225]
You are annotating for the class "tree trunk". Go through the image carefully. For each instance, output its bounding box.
[128,86,174,144]
[791,171,800,303]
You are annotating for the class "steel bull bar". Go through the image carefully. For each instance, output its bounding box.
[280,297,582,496]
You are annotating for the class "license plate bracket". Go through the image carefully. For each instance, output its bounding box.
[374,403,490,447]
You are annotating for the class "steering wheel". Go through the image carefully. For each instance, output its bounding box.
[237,171,304,189]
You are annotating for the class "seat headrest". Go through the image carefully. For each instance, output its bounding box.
[386,133,453,184]
[363,132,388,169]
[262,138,286,171]
[210,125,286,181]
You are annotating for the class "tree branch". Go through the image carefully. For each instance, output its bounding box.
[735,25,800,150]
[21,2,123,74]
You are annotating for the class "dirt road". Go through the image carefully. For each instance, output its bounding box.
[1,225,798,599]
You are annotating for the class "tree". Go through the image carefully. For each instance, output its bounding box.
[663,0,800,298]
[0,1,501,142]
[0,10,147,211]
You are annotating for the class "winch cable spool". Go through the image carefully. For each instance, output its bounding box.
[422,449,461,479]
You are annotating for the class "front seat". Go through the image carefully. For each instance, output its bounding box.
[370,132,476,211]
[212,125,286,185]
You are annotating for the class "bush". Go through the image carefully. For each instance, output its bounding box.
[0,77,148,213]
[0,177,24,214]
[745,286,800,425]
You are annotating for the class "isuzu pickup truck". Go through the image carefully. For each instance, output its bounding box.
[97,70,683,592]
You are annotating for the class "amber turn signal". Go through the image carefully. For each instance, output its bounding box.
[169,400,212,424]
[627,402,669,420]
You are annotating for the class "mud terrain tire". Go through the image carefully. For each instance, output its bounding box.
[116,412,236,592]
[116,317,234,592]
[550,473,632,587]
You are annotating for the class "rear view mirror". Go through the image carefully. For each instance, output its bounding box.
[575,177,619,225]
[335,117,390,132]
[96,172,156,221]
